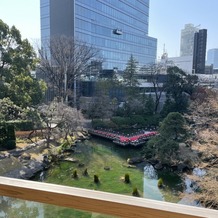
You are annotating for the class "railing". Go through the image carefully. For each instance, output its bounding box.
[0,176,217,218]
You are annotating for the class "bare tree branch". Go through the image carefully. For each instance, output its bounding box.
[38,36,101,104]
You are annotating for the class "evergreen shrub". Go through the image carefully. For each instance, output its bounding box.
[94,174,100,183]
[72,169,78,178]
[132,187,140,197]
[124,173,130,183]
[0,125,7,147]
[158,178,163,188]
[130,115,146,126]
[5,139,16,150]
[6,120,34,131]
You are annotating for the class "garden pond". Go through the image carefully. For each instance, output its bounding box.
[0,138,188,217]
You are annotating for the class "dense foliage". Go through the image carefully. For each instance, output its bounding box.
[162,66,198,114]
[0,19,46,111]
[0,123,16,150]
[145,112,187,163]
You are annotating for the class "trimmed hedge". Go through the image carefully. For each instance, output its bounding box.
[92,119,117,129]
[5,139,16,150]
[0,125,7,146]
[111,116,131,126]
[0,123,16,150]
[2,120,34,131]
[111,115,146,128]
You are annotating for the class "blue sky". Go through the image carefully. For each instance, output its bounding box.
[1,0,218,59]
[149,0,218,58]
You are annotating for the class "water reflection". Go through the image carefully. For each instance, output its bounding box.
[0,196,44,218]
[0,138,185,217]
[144,165,163,201]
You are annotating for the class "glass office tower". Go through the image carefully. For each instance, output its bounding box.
[40,0,157,71]
[207,48,218,69]
[193,29,207,74]
[180,24,199,57]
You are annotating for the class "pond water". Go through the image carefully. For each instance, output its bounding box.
[0,138,184,217]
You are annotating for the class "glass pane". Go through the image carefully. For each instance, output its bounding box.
[0,196,118,218]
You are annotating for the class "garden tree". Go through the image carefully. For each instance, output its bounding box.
[146,112,187,163]
[0,98,23,120]
[159,112,187,141]
[84,77,123,119]
[141,63,167,114]
[111,97,119,115]
[0,71,46,108]
[144,94,155,115]
[122,98,144,117]
[123,54,139,88]
[38,100,83,147]
[163,66,198,113]
[160,95,175,117]
[87,95,112,120]
[100,77,123,116]
[122,55,150,117]
[0,19,46,108]
[39,36,100,106]
[9,72,47,108]
[123,55,139,100]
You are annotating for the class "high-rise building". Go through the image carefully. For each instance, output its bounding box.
[40,0,157,71]
[207,48,218,69]
[180,24,199,57]
[192,29,207,74]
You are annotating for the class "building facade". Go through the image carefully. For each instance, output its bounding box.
[180,24,199,57]
[168,56,193,74]
[192,29,207,74]
[40,0,157,71]
[207,48,218,69]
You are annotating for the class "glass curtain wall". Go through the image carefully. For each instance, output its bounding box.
[75,0,157,70]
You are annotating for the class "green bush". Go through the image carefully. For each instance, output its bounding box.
[83,168,88,176]
[72,169,78,179]
[158,178,163,188]
[92,119,116,129]
[0,123,16,150]
[124,173,130,183]
[132,187,140,197]
[7,125,16,140]
[1,120,34,131]
[130,115,146,126]
[94,174,100,183]
[111,116,132,128]
[6,120,34,131]
[5,139,16,150]
[144,114,161,127]
[0,125,7,146]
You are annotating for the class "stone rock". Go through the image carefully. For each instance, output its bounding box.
[154,163,163,170]
[179,143,187,147]
[76,131,87,140]
[127,165,136,168]
[127,157,143,164]
[78,163,85,167]
[63,157,79,163]
[20,152,31,160]
[177,163,191,172]
[9,150,23,157]
[148,159,159,165]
